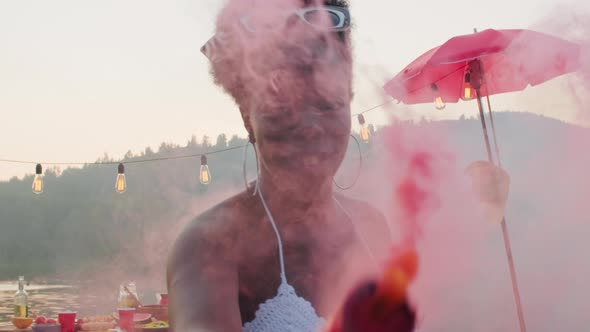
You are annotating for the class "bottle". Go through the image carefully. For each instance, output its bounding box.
[13,276,29,317]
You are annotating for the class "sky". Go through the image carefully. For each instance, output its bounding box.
[0,0,586,180]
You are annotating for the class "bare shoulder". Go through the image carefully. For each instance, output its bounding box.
[334,194,387,222]
[166,191,255,331]
[334,193,393,260]
[168,190,256,270]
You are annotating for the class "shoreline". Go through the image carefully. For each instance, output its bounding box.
[0,282,73,292]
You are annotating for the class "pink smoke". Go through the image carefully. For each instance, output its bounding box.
[54,1,590,331]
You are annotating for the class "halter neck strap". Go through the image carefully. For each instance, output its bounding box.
[257,188,288,284]
[256,187,384,284]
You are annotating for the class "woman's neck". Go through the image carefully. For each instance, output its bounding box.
[256,170,335,223]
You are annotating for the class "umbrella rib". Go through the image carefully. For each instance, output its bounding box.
[434,51,498,65]
[405,63,469,96]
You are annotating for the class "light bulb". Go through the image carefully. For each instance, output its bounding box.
[357,114,370,143]
[115,163,126,193]
[32,163,43,194]
[200,155,211,185]
[434,96,446,110]
[461,71,475,101]
[360,127,370,142]
[431,83,446,110]
[463,87,472,100]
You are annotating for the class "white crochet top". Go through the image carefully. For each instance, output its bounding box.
[242,188,378,332]
[242,279,326,332]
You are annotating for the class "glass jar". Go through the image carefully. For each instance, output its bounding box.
[118,281,140,308]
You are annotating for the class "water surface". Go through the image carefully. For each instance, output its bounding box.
[0,282,113,322]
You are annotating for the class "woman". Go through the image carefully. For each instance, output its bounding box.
[166,0,505,331]
[167,0,407,330]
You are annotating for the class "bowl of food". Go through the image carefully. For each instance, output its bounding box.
[31,324,61,332]
[32,316,61,332]
[135,320,169,332]
[11,316,33,329]
[111,312,152,324]
[76,315,118,331]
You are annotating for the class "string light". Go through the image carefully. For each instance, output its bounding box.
[115,163,126,194]
[199,155,211,185]
[0,64,480,197]
[32,164,43,194]
[1,146,248,193]
[0,146,245,166]
[4,70,470,194]
[357,114,370,143]
[431,83,446,110]
[2,92,408,168]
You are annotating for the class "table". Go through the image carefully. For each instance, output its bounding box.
[0,322,32,332]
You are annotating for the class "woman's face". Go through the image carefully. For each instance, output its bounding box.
[242,2,353,182]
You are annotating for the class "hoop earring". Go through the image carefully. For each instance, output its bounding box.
[243,141,260,196]
[333,134,363,190]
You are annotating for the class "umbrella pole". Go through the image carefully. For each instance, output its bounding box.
[485,94,527,332]
[500,218,527,332]
[485,93,503,166]
[476,89,528,332]
[475,90,495,163]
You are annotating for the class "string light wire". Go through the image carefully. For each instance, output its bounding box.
[0,68,464,167]
[0,145,246,166]
[1,103,393,166]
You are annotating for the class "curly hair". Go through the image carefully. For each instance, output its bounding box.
[206,0,352,108]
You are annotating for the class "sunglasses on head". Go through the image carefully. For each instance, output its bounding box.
[201,5,350,62]
[239,5,351,33]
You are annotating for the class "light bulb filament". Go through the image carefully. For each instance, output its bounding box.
[32,175,43,194]
[200,155,211,185]
[360,127,370,142]
[464,87,472,100]
[200,166,211,184]
[357,114,370,143]
[116,174,126,193]
[32,164,43,194]
[115,163,126,193]
[431,83,446,110]
[435,96,446,110]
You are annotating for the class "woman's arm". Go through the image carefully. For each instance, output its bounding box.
[167,219,242,332]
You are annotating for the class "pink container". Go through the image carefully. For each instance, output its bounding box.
[118,307,136,332]
[58,312,76,332]
[158,293,168,306]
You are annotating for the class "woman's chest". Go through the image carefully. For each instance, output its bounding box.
[237,229,375,322]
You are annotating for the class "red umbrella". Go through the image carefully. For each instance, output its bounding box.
[384,29,580,163]
[384,28,580,106]
[383,28,582,332]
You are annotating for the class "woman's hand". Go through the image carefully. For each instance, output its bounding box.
[335,280,416,332]
[465,160,510,223]
[325,251,418,332]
